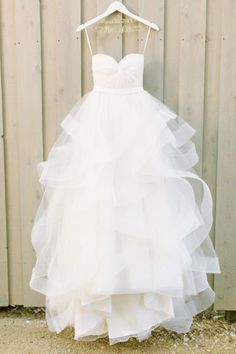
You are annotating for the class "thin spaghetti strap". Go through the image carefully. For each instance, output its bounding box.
[142,25,151,54]
[84,27,93,56]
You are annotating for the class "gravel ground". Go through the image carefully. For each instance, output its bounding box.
[0,306,236,354]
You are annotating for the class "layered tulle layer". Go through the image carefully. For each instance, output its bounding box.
[29,89,221,344]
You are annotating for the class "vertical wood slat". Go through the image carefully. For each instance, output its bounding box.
[178,0,207,176]
[164,0,181,110]
[0,41,9,306]
[178,1,208,262]
[14,0,43,306]
[214,0,236,310]
[203,0,223,294]
[41,0,82,158]
[1,0,23,305]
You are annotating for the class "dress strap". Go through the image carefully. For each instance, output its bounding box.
[84,27,93,56]
[142,25,151,54]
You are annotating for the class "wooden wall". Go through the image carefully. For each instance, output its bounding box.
[0,0,235,310]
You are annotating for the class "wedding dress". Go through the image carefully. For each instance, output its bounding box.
[29,25,221,345]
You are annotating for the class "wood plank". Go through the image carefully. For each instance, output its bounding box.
[0,0,23,305]
[0,38,9,306]
[14,0,43,306]
[203,0,222,295]
[178,0,207,176]
[41,0,82,157]
[164,0,181,110]
[177,0,207,239]
[214,0,236,310]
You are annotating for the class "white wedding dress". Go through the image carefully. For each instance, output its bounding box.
[29,26,221,345]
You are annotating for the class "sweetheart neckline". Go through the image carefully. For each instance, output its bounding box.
[92,53,144,65]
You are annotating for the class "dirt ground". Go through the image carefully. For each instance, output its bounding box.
[0,306,236,354]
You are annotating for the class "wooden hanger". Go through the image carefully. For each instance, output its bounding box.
[76,1,160,32]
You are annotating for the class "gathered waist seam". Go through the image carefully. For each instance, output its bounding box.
[92,86,144,94]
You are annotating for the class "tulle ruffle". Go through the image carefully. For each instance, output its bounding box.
[29,88,221,345]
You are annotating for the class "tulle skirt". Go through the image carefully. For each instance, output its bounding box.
[29,88,221,345]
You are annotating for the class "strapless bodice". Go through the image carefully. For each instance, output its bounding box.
[92,53,144,93]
